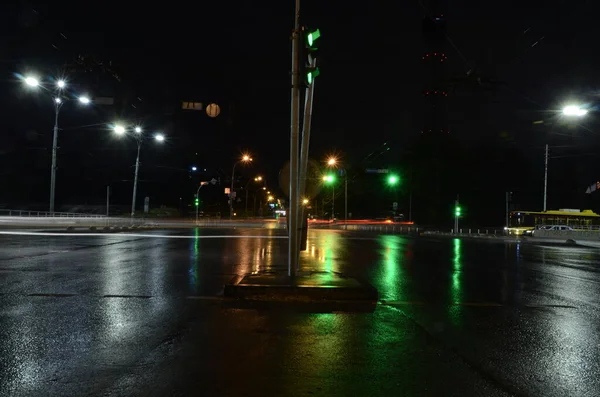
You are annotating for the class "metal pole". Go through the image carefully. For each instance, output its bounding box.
[543,143,548,212]
[344,174,348,229]
[505,191,509,228]
[288,0,301,277]
[245,183,249,216]
[454,198,459,233]
[409,191,412,222]
[298,58,316,252]
[49,104,60,214]
[196,184,203,224]
[230,162,238,220]
[106,186,110,216]
[332,184,335,221]
[131,141,141,217]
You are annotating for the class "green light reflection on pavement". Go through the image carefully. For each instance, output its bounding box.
[188,228,200,290]
[376,235,405,301]
[449,238,464,325]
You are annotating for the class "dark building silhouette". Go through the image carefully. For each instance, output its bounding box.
[409,0,460,227]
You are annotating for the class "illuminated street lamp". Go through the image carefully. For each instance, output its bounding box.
[113,125,165,216]
[540,104,589,211]
[230,154,253,219]
[25,76,39,87]
[253,186,267,217]
[562,105,587,117]
[245,175,265,216]
[325,156,349,225]
[23,74,90,213]
[114,124,126,135]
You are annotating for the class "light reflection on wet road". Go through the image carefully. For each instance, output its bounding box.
[1,228,600,396]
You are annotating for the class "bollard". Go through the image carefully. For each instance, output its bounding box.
[477,229,480,234]
[469,228,471,234]
[486,229,488,234]
[460,228,463,234]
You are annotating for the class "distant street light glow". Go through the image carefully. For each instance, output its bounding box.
[24,77,39,87]
[134,126,142,133]
[242,154,252,162]
[54,97,62,104]
[155,133,165,142]
[192,166,197,171]
[57,80,66,89]
[562,105,588,117]
[327,157,337,166]
[114,125,126,135]
[78,96,91,104]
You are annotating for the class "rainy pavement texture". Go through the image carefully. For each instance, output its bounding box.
[0,229,599,397]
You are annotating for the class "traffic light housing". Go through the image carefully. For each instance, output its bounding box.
[303,28,321,85]
[454,205,462,217]
[194,197,199,207]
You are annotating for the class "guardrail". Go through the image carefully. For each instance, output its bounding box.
[0,209,107,218]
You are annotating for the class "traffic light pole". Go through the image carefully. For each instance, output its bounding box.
[288,0,301,277]
[298,57,317,253]
[454,196,460,234]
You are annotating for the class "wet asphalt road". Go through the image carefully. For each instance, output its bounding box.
[1,228,599,397]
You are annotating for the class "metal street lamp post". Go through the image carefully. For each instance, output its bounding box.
[245,176,263,217]
[23,76,91,213]
[230,154,252,219]
[541,105,588,211]
[114,125,164,217]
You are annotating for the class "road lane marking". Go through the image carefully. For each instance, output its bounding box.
[0,231,288,239]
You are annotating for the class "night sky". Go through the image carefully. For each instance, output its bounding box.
[1,1,600,225]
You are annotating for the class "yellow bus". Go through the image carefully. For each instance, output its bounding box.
[507,209,600,235]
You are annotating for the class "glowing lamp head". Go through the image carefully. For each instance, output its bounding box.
[114,125,126,135]
[24,77,39,87]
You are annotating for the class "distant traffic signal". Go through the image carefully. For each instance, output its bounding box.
[387,174,399,186]
[303,28,321,85]
[322,174,335,184]
[194,197,199,207]
[454,205,462,217]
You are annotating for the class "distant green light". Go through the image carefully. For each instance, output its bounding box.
[388,175,399,185]
[454,206,462,216]
[323,174,335,184]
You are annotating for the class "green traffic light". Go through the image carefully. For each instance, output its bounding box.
[323,174,335,184]
[307,67,320,85]
[388,175,399,185]
[307,28,321,47]
[455,206,462,216]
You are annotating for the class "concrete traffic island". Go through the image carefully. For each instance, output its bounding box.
[224,271,378,311]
